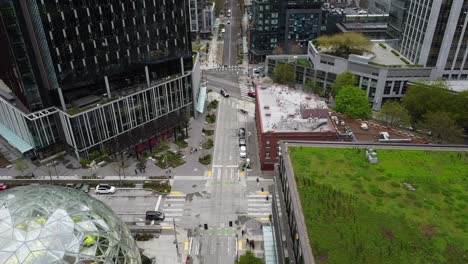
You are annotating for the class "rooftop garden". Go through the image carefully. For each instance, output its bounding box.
[290,147,468,263]
[314,32,372,58]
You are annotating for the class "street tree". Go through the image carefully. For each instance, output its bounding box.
[335,85,372,119]
[238,251,263,264]
[330,72,356,98]
[15,159,28,176]
[112,152,131,182]
[452,90,468,132]
[304,78,323,95]
[272,46,284,55]
[272,63,296,87]
[417,111,464,143]
[377,101,411,127]
[402,81,453,122]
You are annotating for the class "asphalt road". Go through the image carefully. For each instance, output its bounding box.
[222,0,239,66]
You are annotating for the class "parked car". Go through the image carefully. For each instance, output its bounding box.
[247,91,256,98]
[81,184,90,193]
[239,138,246,146]
[239,128,246,138]
[0,183,8,191]
[220,89,230,97]
[75,183,83,189]
[146,211,165,221]
[239,146,247,158]
[95,184,116,194]
[227,20,230,24]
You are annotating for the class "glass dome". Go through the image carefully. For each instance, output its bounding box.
[0,185,141,264]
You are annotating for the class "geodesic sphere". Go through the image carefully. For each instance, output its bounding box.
[0,185,141,264]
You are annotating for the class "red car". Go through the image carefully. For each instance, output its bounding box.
[247,91,256,98]
[0,183,8,191]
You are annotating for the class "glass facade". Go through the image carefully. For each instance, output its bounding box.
[0,185,141,264]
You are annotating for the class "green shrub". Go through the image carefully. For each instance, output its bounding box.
[143,182,171,193]
[174,140,188,149]
[199,154,211,165]
[391,50,400,56]
[134,233,154,241]
[206,114,216,123]
[148,176,167,179]
[379,43,387,49]
[202,138,214,149]
[155,151,185,168]
[80,158,90,167]
[82,175,98,179]
[400,57,411,64]
[202,128,214,136]
[153,141,170,154]
[207,100,218,110]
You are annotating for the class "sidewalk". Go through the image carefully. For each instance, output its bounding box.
[0,115,213,179]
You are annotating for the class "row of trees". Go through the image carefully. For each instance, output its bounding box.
[329,72,466,143]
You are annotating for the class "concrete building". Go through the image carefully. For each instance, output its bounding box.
[275,141,468,264]
[400,0,468,81]
[254,84,337,170]
[0,0,200,161]
[188,0,214,36]
[265,39,437,110]
[249,0,323,63]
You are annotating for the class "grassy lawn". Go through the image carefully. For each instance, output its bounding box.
[290,147,468,263]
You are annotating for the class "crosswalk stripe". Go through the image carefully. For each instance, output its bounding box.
[248,203,271,207]
[163,208,184,212]
[248,212,271,216]
[167,194,186,198]
[165,198,186,202]
[248,207,271,211]
[247,195,271,198]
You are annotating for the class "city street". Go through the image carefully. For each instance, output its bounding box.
[222,0,240,66]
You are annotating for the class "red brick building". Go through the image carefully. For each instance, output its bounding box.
[255,84,338,170]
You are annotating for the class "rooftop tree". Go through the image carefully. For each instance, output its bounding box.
[335,85,372,119]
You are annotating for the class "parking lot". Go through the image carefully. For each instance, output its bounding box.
[90,188,160,223]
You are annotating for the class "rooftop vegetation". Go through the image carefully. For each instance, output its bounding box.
[290,147,468,263]
[314,32,372,58]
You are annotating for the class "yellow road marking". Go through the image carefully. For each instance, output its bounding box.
[161,226,174,230]
[238,240,243,251]
[207,171,212,177]
[170,191,182,195]
[239,171,245,177]
[260,191,269,195]
[184,240,189,250]
[260,217,270,221]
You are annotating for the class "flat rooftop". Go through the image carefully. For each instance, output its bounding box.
[369,42,414,65]
[257,84,334,133]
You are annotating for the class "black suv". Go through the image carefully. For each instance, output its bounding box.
[146,211,165,221]
[239,128,246,138]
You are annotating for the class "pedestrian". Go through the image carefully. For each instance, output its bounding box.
[256,178,259,183]
[241,230,245,237]
[169,169,172,174]
[261,187,264,192]
[266,196,269,201]
[135,169,138,175]
[252,241,255,250]
[246,238,249,244]
[165,169,168,174]
[194,148,198,153]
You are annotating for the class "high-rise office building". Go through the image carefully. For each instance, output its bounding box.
[400,0,468,80]
[0,0,198,160]
[249,0,323,63]
[188,0,214,35]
